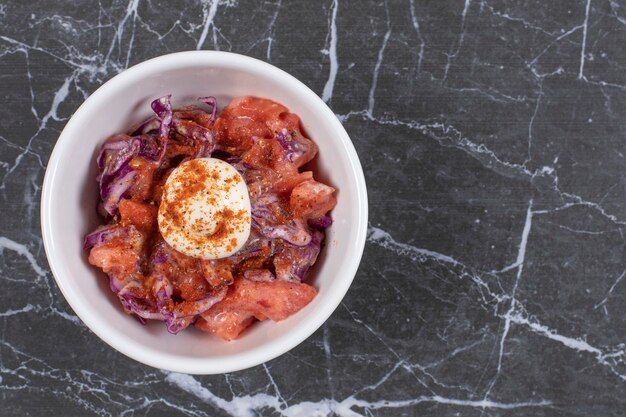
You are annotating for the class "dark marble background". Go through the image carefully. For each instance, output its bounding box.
[1,0,625,415]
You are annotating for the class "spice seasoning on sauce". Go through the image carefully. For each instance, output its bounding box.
[157,158,252,260]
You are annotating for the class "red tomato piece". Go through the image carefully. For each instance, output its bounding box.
[290,179,337,219]
[126,157,157,201]
[195,310,255,341]
[118,199,158,234]
[196,278,317,340]
[215,97,317,168]
[241,138,312,195]
[214,96,276,154]
[88,226,144,276]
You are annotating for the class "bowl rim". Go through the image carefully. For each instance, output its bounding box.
[41,50,368,374]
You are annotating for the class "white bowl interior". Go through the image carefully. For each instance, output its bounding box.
[41,51,367,374]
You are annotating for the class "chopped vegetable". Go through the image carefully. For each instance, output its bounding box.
[85,95,336,339]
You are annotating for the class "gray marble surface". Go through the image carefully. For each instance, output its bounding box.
[1,0,625,415]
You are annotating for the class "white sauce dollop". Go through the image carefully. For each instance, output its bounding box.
[158,158,251,260]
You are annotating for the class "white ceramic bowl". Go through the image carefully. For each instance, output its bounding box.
[41,51,368,374]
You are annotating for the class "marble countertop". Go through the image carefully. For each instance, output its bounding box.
[1,0,625,415]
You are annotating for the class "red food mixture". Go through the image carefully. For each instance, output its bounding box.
[85,96,337,340]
